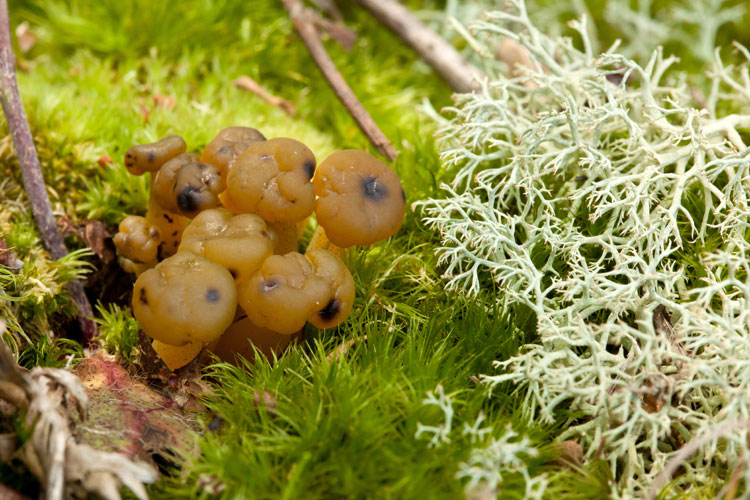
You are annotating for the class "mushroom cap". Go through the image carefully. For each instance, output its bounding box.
[133,251,237,346]
[113,215,161,264]
[179,208,274,283]
[124,135,186,176]
[313,150,406,247]
[152,153,200,213]
[237,252,331,335]
[306,249,355,329]
[173,161,226,217]
[202,126,266,178]
[226,137,316,223]
[152,153,225,218]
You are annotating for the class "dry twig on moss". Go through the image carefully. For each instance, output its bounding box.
[281,0,397,162]
[233,75,297,116]
[355,0,485,93]
[0,0,96,345]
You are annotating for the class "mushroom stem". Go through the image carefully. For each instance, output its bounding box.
[306,225,342,257]
[0,0,97,345]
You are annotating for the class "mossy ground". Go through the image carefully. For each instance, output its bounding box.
[1,0,743,498]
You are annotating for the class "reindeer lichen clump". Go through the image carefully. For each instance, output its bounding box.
[420,0,750,495]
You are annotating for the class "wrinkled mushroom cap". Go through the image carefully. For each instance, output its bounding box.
[152,153,200,213]
[226,138,316,223]
[314,150,406,247]
[306,249,355,329]
[124,135,186,176]
[133,252,237,346]
[202,126,266,179]
[113,215,161,264]
[179,208,273,283]
[152,153,225,217]
[237,252,331,335]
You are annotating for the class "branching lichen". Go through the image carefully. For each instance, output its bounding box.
[419,0,750,496]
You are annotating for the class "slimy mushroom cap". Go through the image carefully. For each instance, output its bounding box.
[226,137,316,223]
[133,251,237,346]
[313,150,405,247]
[124,135,187,176]
[113,215,161,264]
[202,126,266,179]
[179,208,274,283]
[237,252,331,335]
[306,249,355,329]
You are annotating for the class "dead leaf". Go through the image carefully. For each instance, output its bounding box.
[555,440,583,469]
[15,22,37,53]
[83,220,114,264]
[0,239,23,273]
[153,94,176,110]
[0,320,157,500]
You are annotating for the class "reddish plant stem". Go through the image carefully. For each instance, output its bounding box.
[281,0,398,162]
[355,0,485,93]
[0,0,97,346]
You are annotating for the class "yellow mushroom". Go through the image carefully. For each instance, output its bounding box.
[225,138,316,223]
[202,126,266,179]
[178,208,273,283]
[124,135,186,176]
[133,252,237,346]
[314,150,405,247]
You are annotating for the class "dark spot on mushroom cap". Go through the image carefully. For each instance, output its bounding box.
[163,214,174,223]
[261,231,269,239]
[206,288,220,302]
[218,146,232,154]
[362,176,387,201]
[150,229,159,239]
[303,161,315,180]
[318,299,340,321]
[148,152,155,162]
[262,280,279,293]
[177,186,201,213]
[139,287,149,306]
[171,231,178,236]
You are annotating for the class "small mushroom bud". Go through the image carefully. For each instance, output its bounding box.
[202,126,266,178]
[179,208,274,283]
[173,162,226,217]
[237,252,331,335]
[225,137,316,223]
[306,249,355,329]
[124,135,187,175]
[133,252,237,346]
[113,215,161,264]
[314,150,406,247]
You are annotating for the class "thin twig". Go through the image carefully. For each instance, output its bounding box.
[355,0,485,93]
[0,0,97,346]
[233,75,297,116]
[281,0,397,162]
[646,420,750,500]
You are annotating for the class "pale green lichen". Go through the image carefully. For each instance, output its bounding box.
[419,0,750,496]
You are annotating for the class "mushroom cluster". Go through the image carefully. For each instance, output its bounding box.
[114,128,406,371]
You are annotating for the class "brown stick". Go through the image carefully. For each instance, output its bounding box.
[233,75,297,116]
[0,0,97,346]
[281,0,398,162]
[355,0,485,93]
